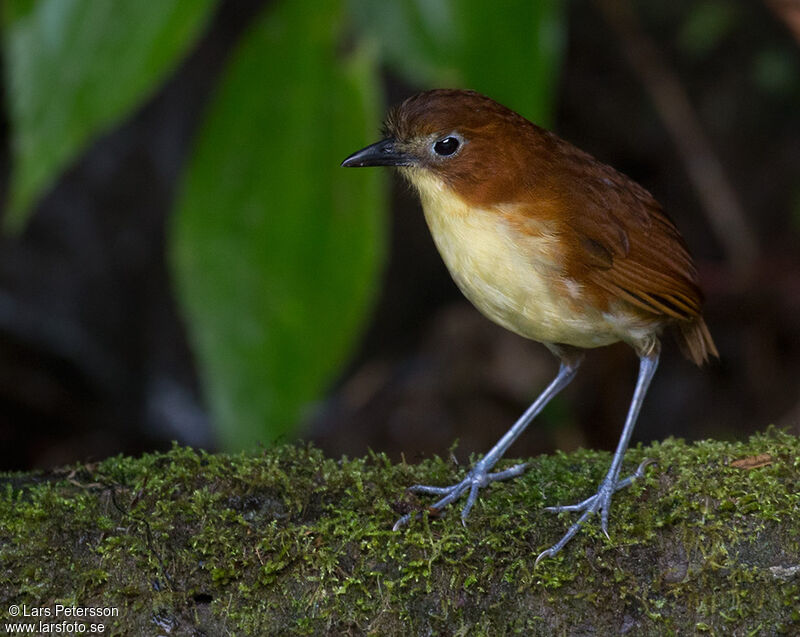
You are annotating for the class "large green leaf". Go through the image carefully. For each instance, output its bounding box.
[2,0,217,231]
[348,0,566,125]
[171,0,385,450]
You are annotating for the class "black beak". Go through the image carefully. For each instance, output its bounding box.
[341,138,413,168]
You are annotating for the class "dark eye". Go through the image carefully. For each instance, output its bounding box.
[433,136,460,156]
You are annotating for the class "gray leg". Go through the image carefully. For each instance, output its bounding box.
[393,352,583,530]
[535,348,660,565]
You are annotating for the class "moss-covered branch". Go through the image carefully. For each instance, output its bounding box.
[2,429,799,635]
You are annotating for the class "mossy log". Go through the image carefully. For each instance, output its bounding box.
[1,429,799,635]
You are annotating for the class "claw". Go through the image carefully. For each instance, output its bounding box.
[392,514,412,531]
[634,457,657,477]
[534,548,554,567]
[614,458,657,491]
[535,459,657,565]
[600,507,610,538]
[392,462,529,531]
[461,482,481,520]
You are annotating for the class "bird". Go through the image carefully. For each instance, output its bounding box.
[341,89,717,562]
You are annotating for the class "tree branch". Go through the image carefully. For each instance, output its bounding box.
[1,430,798,634]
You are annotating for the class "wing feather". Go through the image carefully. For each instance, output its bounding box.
[550,143,704,322]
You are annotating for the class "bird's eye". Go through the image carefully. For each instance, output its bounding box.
[433,136,460,157]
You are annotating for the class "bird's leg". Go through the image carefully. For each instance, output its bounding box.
[535,347,660,565]
[393,352,583,531]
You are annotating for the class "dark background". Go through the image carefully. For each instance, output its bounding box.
[1,0,798,471]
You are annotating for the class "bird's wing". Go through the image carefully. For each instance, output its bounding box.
[560,158,703,321]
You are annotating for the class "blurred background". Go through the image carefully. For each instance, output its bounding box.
[0,0,798,472]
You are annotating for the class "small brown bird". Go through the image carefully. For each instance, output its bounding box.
[342,89,717,561]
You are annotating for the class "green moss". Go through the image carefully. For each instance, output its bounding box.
[1,429,799,635]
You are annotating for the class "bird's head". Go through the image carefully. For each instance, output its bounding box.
[342,89,549,207]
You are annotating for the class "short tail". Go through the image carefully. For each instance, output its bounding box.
[675,317,719,366]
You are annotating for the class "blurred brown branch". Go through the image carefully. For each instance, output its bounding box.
[596,0,759,281]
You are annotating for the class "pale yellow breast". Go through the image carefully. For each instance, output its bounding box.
[405,169,620,348]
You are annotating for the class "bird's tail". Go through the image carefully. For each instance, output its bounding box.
[675,317,719,366]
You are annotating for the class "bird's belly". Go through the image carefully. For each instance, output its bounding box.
[419,190,619,349]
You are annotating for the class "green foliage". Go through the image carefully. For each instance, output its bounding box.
[171,0,385,449]
[1,0,567,449]
[751,48,800,97]
[676,0,739,58]
[348,0,566,125]
[2,0,217,230]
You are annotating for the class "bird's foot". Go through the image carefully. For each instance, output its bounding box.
[534,458,655,566]
[392,462,529,531]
